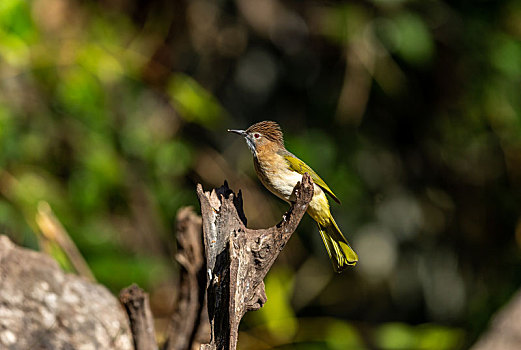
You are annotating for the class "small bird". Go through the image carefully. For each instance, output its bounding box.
[228,121,358,272]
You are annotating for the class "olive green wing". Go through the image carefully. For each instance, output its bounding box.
[284,154,341,204]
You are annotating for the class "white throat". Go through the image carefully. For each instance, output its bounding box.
[245,137,257,158]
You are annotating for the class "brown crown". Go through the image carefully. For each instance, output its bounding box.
[246,121,284,146]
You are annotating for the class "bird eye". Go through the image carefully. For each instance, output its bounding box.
[254,133,260,139]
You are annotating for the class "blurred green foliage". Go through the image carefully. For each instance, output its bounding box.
[1,0,521,348]
[168,73,228,127]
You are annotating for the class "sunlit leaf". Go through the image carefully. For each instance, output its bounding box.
[490,34,521,77]
[168,73,227,128]
[0,0,36,41]
[0,31,29,67]
[387,12,434,66]
[325,320,365,350]
[78,44,124,83]
[375,323,417,349]
[417,325,464,350]
[252,267,298,342]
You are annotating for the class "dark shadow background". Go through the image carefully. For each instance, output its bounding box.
[1,0,521,348]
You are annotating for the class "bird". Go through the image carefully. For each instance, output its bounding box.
[228,120,358,272]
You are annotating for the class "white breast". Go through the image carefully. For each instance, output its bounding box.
[269,168,305,201]
[259,164,324,204]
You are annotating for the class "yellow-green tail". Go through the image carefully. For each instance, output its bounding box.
[317,218,358,273]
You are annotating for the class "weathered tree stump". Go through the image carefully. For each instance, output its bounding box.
[197,173,314,350]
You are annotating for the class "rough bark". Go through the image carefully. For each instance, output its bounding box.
[163,207,209,350]
[198,173,314,350]
[471,289,521,350]
[120,284,157,350]
[0,235,133,350]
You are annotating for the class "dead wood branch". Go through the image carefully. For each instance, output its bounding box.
[36,201,96,282]
[119,284,157,350]
[163,207,209,350]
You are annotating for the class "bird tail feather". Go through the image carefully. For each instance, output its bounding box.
[317,217,358,273]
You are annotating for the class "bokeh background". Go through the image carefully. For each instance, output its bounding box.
[1,0,521,348]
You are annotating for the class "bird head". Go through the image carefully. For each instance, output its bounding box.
[228,121,284,157]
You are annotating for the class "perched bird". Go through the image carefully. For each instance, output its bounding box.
[228,121,358,272]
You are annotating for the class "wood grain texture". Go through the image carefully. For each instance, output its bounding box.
[119,284,157,350]
[197,173,314,350]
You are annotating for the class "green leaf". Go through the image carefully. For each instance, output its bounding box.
[252,267,298,342]
[167,73,227,128]
[388,13,434,66]
[0,0,36,42]
[376,323,417,349]
[490,34,521,77]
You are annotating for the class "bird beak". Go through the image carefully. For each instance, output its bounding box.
[227,129,247,137]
